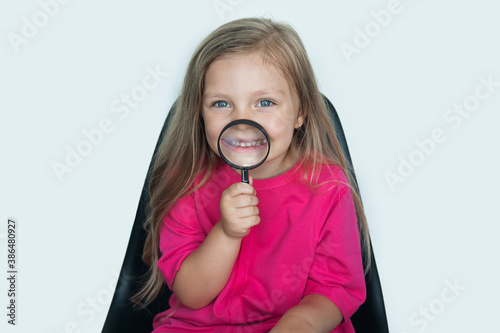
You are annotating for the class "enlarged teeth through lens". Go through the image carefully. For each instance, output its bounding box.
[229,139,267,147]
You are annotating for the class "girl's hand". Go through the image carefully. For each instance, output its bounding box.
[270,295,342,333]
[220,176,260,239]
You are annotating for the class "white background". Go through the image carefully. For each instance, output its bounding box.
[1,0,499,332]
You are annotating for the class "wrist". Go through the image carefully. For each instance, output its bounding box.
[216,220,244,243]
[218,219,247,241]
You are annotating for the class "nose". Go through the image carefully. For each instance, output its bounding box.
[225,123,262,140]
[223,105,267,137]
[221,120,268,142]
[232,104,254,122]
[231,123,252,131]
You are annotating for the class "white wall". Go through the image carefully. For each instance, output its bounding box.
[1,1,499,332]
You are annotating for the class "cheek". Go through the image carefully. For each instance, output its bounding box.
[205,125,218,146]
[205,124,217,142]
[267,117,295,141]
[204,121,225,153]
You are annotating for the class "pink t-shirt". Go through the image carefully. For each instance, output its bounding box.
[152,160,366,333]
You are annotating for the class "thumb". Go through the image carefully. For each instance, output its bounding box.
[248,175,257,194]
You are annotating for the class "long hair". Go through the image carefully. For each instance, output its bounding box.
[131,17,370,308]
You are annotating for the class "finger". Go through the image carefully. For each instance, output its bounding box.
[237,206,259,219]
[232,194,259,208]
[248,175,257,195]
[226,182,256,197]
[239,214,260,227]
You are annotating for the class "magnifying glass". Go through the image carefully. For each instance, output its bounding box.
[217,119,271,183]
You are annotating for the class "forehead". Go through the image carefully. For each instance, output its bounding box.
[203,52,291,96]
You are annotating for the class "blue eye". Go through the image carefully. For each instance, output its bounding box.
[257,100,274,107]
[214,101,230,108]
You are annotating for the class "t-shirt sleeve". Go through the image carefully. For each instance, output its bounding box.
[303,185,367,321]
[156,193,207,290]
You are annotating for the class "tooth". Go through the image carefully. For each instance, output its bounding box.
[263,139,267,144]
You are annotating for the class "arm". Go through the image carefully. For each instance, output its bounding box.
[172,180,260,309]
[172,221,241,309]
[270,294,342,333]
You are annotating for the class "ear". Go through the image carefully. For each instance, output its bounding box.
[294,112,304,129]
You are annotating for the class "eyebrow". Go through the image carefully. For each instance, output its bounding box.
[203,89,285,99]
[252,89,285,96]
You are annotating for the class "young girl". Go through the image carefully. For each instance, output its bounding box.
[133,18,370,333]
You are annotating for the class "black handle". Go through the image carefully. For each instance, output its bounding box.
[241,169,249,183]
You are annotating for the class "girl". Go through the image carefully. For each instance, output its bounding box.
[133,18,370,333]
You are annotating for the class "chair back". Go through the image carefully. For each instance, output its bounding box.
[102,96,389,333]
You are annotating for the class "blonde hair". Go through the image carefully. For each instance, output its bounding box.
[132,17,370,308]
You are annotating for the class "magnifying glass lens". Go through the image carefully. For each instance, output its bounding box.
[217,120,271,183]
[219,124,268,167]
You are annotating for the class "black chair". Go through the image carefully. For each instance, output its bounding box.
[102,96,389,333]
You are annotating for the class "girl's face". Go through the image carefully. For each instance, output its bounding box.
[202,52,303,180]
